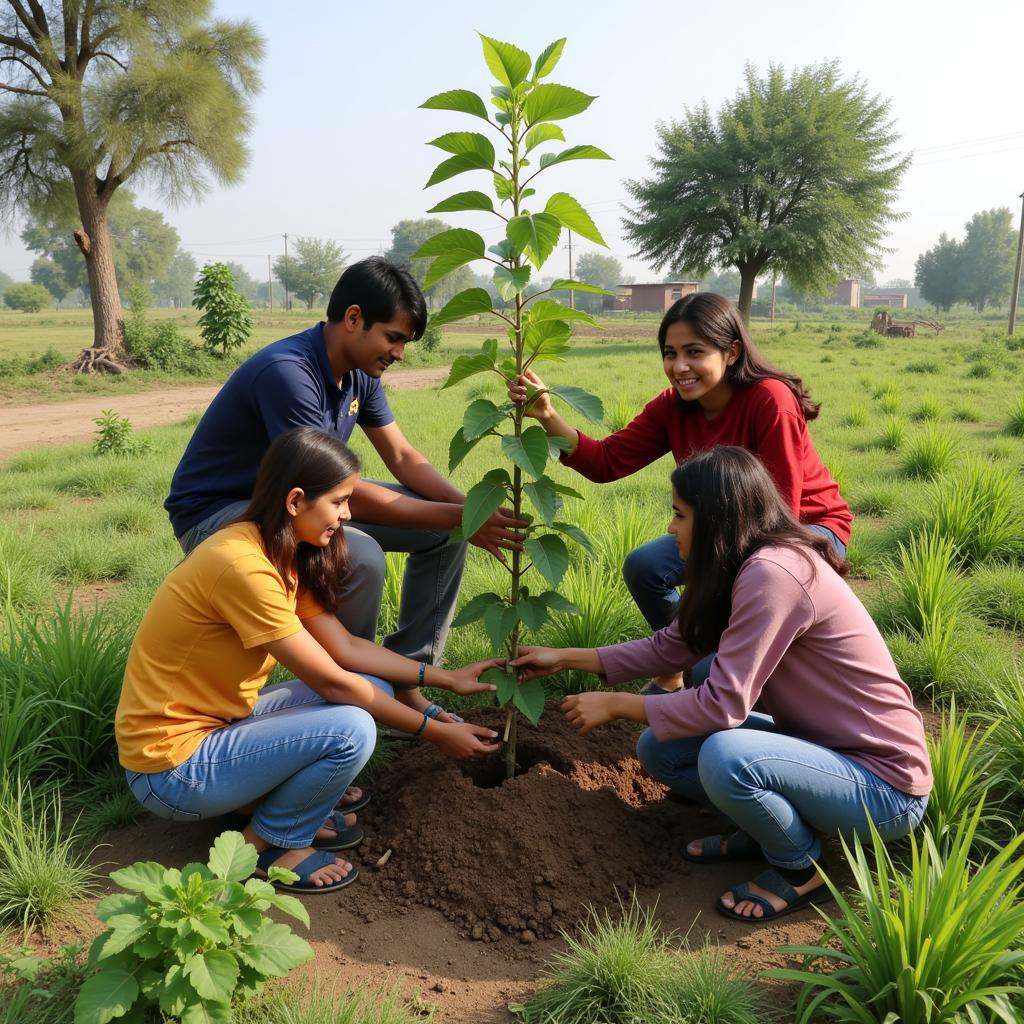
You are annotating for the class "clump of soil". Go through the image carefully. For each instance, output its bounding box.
[355,703,687,947]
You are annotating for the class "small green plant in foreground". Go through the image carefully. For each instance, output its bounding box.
[92,410,150,457]
[0,943,85,1024]
[235,980,427,1024]
[74,831,313,1024]
[417,33,609,777]
[513,896,761,1024]
[771,806,1024,1024]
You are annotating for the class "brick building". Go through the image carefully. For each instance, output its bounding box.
[603,281,700,313]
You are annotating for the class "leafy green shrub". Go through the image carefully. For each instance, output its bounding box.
[0,347,64,378]
[772,807,1024,1024]
[194,261,253,355]
[516,897,762,1024]
[972,565,1024,631]
[92,409,151,457]
[75,832,313,1024]
[3,283,52,313]
[853,330,881,348]
[419,320,443,353]
[901,423,960,479]
[0,779,98,934]
[1007,394,1024,437]
[126,320,213,374]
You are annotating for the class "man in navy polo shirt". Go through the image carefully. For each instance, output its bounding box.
[165,257,524,675]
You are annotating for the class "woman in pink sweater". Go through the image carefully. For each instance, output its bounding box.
[510,292,852,695]
[512,447,930,923]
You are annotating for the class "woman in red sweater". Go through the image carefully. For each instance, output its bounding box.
[510,292,852,694]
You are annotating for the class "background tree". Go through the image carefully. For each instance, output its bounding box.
[274,237,346,310]
[193,262,252,356]
[152,250,198,308]
[224,261,260,301]
[574,252,622,313]
[623,62,908,322]
[386,217,476,307]
[3,282,52,312]
[915,233,962,312]
[0,268,12,304]
[0,1,263,365]
[959,208,1017,312]
[30,256,68,305]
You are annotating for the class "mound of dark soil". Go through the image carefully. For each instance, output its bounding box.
[354,702,693,947]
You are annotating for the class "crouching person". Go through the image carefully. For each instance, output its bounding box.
[116,427,500,895]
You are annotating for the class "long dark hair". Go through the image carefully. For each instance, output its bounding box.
[236,427,361,613]
[658,292,820,420]
[672,446,846,654]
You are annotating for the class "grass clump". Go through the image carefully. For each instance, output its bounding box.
[951,402,981,422]
[517,897,761,1024]
[901,423,960,479]
[971,564,1024,631]
[1007,393,1024,437]
[839,403,869,428]
[989,673,1024,819]
[877,415,905,451]
[0,527,51,613]
[850,483,901,517]
[772,807,1024,1024]
[911,394,943,421]
[235,981,427,1024]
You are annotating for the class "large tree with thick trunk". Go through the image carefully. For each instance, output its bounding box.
[0,0,263,368]
[623,62,907,323]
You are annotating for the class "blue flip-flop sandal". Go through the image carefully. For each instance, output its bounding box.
[256,846,359,894]
[715,867,834,923]
[338,786,371,814]
[312,810,364,851]
[682,829,761,864]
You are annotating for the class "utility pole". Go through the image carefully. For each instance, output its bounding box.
[1009,190,1024,336]
[282,233,290,312]
[565,229,574,310]
[770,270,777,326]
[267,255,273,313]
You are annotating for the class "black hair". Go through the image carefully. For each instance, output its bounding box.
[658,292,820,421]
[671,446,846,655]
[325,257,427,339]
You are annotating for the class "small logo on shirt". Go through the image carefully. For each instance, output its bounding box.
[348,399,359,417]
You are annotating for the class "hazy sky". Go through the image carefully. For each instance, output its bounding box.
[2,0,1022,289]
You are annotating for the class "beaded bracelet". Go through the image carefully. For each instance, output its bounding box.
[414,712,429,737]
[418,660,427,685]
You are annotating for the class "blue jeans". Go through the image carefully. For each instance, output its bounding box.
[636,714,927,869]
[178,482,467,665]
[125,675,392,849]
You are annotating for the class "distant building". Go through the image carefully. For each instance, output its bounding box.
[862,292,909,309]
[603,281,701,313]
[827,279,861,307]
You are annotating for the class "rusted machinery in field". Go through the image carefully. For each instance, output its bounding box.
[870,310,944,338]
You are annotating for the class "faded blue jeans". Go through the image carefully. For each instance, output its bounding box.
[125,675,392,849]
[636,713,928,869]
[177,481,467,664]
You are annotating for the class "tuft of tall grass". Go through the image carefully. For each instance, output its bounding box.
[911,393,943,421]
[0,676,63,783]
[901,423,960,479]
[839,403,869,428]
[234,980,436,1024]
[875,382,901,414]
[376,550,406,639]
[605,392,636,433]
[100,496,161,535]
[0,528,51,613]
[951,402,981,423]
[877,415,905,451]
[0,780,99,934]
[971,564,1024,631]
[772,807,1024,1024]
[48,529,146,584]
[518,897,761,1024]
[1006,394,1024,437]
[988,673,1024,819]
[850,484,901,517]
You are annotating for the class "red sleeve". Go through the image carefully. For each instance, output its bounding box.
[561,391,674,483]
[747,386,807,516]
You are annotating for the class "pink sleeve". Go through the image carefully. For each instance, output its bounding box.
[597,624,700,683]
[644,558,814,739]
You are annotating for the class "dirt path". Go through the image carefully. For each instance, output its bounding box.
[0,367,449,460]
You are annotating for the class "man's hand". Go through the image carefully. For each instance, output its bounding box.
[561,692,618,735]
[468,506,527,562]
[510,645,563,681]
[441,658,504,696]
[508,369,554,421]
[430,722,501,760]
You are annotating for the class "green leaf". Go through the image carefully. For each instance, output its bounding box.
[183,949,238,1003]
[549,278,614,295]
[431,287,494,328]
[513,678,546,725]
[109,861,165,893]
[420,89,489,120]
[453,591,503,627]
[482,666,518,704]
[549,384,604,423]
[158,964,190,1017]
[479,34,532,87]
[237,921,314,977]
[524,319,571,362]
[207,830,257,883]
[428,191,495,214]
[552,521,594,552]
[525,84,596,124]
[501,426,550,478]
[507,213,562,270]
[412,228,485,291]
[74,970,140,1024]
[448,427,484,473]
[523,475,560,525]
[488,238,519,261]
[533,38,567,80]
[442,337,498,389]
[192,909,232,946]
[180,1000,231,1024]
[426,153,495,188]
[493,265,532,301]
[95,894,146,922]
[483,602,519,652]
[428,131,496,161]
[539,145,613,170]
[266,865,299,885]
[524,123,565,153]
[463,398,508,440]
[524,297,599,328]
[540,591,582,615]
[96,915,152,958]
[544,193,606,246]
[517,595,550,633]
[524,534,570,588]
[462,470,510,538]
[494,174,514,202]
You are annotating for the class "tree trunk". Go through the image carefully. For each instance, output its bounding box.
[737,267,757,324]
[72,176,123,353]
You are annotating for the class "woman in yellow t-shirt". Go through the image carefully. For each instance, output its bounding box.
[117,427,502,894]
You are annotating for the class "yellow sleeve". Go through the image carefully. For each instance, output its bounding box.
[296,587,327,620]
[209,555,305,649]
